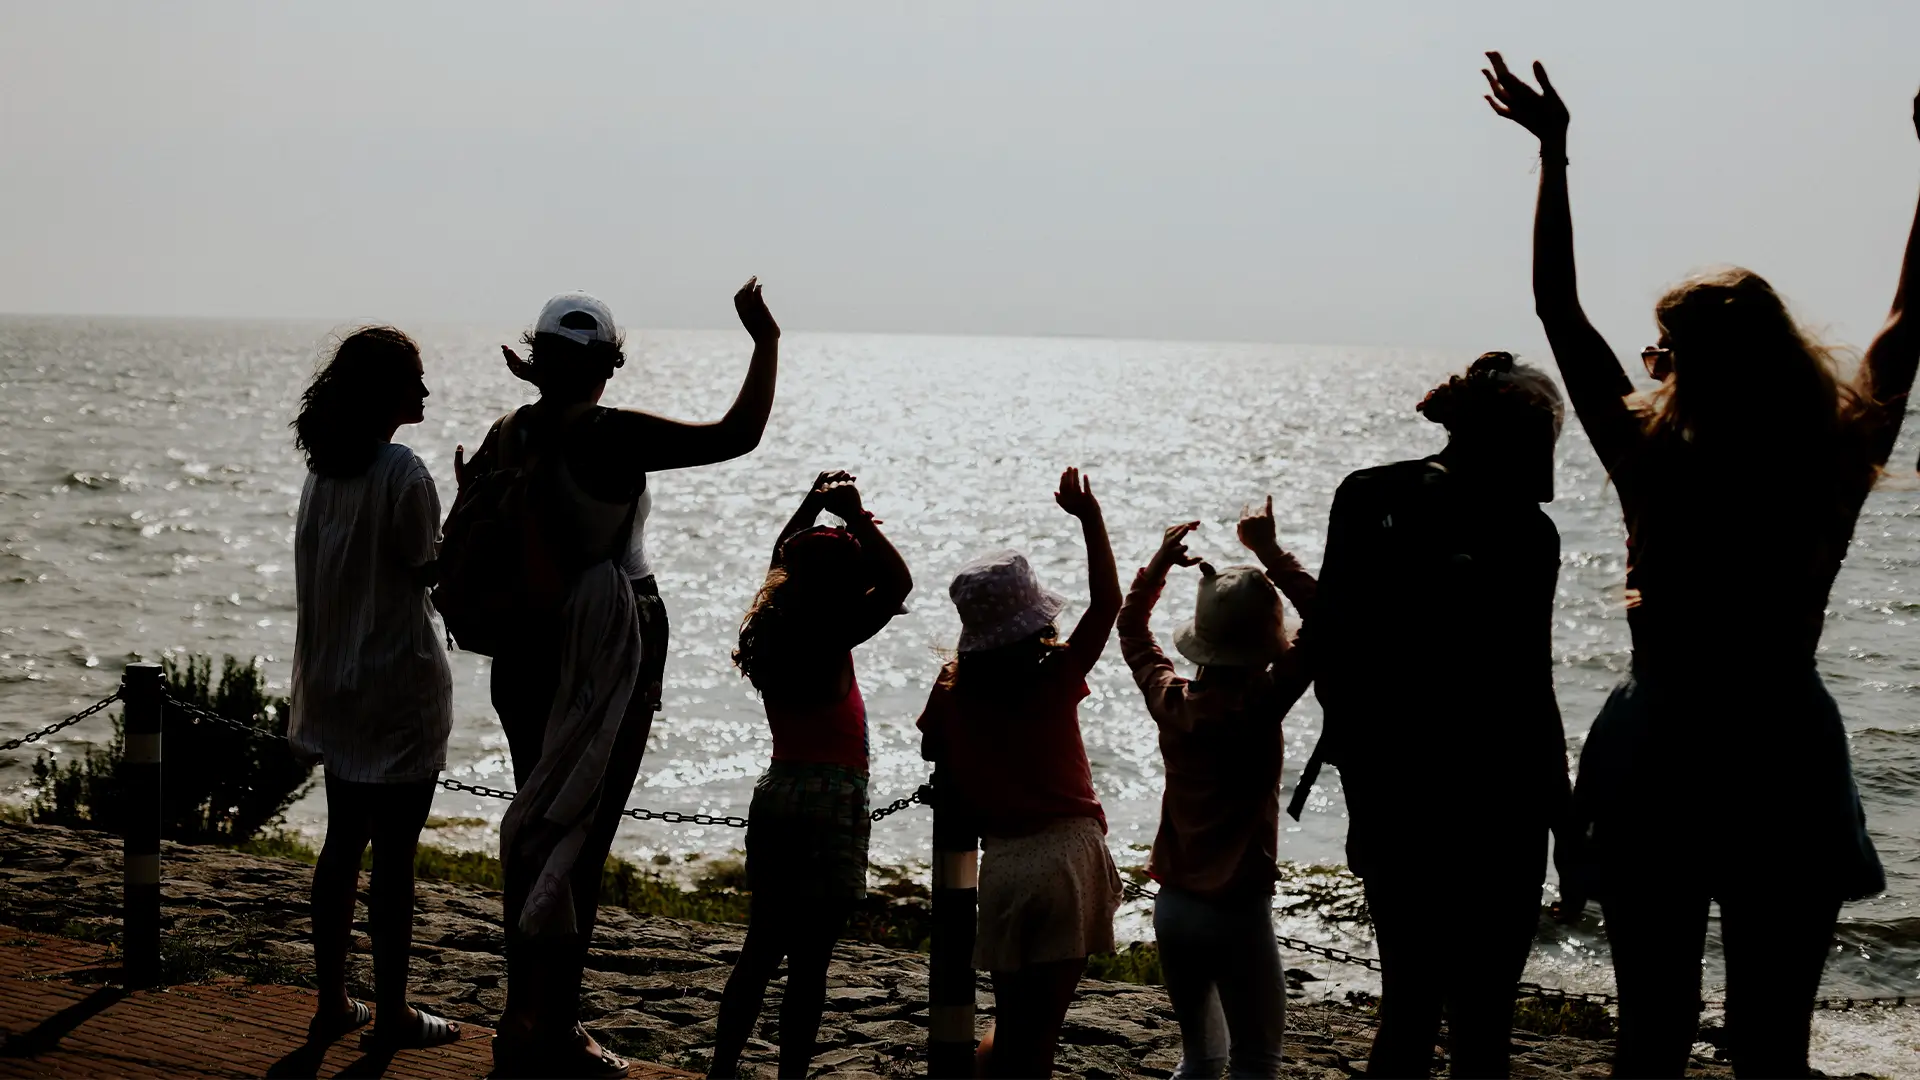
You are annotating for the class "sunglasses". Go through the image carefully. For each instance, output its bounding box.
[1641,345,1674,381]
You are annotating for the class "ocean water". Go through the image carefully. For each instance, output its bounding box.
[3,317,1916,1069]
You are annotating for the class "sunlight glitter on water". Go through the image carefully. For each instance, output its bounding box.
[3,316,1917,1012]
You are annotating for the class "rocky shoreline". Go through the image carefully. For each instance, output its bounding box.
[0,821,1731,1078]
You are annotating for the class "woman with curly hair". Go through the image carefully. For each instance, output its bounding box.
[1484,54,1918,1078]
[708,471,911,1079]
[1297,350,1573,1078]
[290,326,461,1049]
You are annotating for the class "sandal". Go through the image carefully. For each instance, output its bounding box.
[553,1024,629,1079]
[361,1007,462,1049]
[306,999,371,1043]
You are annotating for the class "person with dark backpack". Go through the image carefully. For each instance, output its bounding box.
[440,280,781,1078]
[1294,351,1574,1079]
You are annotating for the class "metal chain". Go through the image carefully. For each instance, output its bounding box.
[165,692,287,741]
[869,784,929,822]
[0,691,122,752]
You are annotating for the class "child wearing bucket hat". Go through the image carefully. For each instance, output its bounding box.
[916,467,1124,1080]
[1117,496,1318,1079]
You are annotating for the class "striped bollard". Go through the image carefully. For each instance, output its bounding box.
[121,662,164,988]
[927,764,978,1078]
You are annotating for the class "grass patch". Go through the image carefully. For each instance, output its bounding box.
[424,816,488,830]
[1086,941,1163,985]
[1513,996,1614,1040]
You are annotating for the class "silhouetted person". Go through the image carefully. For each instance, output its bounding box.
[472,282,781,1078]
[708,472,912,1079]
[1119,499,1316,1079]
[290,326,461,1049]
[1299,351,1572,1079]
[917,468,1125,1080]
[1484,53,1918,1079]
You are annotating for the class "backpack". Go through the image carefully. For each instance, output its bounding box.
[1286,459,1464,819]
[431,410,571,656]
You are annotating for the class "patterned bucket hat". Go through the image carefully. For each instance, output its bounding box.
[949,550,1067,653]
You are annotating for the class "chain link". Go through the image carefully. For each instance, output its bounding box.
[165,692,288,741]
[869,785,928,822]
[0,691,122,752]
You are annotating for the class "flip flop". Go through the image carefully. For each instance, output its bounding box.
[306,999,371,1044]
[555,1024,629,1079]
[361,1007,462,1049]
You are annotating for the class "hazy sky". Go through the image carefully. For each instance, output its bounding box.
[3,2,1917,352]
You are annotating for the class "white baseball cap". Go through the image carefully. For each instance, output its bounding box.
[535,293,619,346]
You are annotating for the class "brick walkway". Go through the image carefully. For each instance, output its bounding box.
[0,926,693,1079]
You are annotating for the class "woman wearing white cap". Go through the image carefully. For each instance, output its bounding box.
[461,279,780,1077]
[917,467,1125,1080]
[1485,55,1916,1077]
[1295,350,1573,1078]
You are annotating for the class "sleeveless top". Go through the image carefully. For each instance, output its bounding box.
[766,667,868,773]
[516,404,653,580]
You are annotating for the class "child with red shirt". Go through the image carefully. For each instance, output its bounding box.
[709,471,912,1080]
[917,467,1123,1080]
[1119,498,1317,1078]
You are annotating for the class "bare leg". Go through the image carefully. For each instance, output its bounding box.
[1720,889,1839,1079]
[1603,889,1709,1078]
[711,893,794,1078]
[311,771,373,1026]
[984,958,1085,1079]
[776,900,852,1078]
[366,778,437,1031]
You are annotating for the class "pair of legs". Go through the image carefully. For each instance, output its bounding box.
[492,580,665,1069]
[1362,864,1541,1079]
[979,958,1086,1079]
[709,890,855,1078]
[1603,886,1840,1078]
[309,769,438,1038]
[493,650,656,1055]
[1153,885,1286,1078]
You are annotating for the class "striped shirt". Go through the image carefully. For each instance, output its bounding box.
[290,443,453,783]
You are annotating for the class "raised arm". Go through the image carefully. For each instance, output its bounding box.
[817,480,913,646]
[1485,53,1640,473]
[1120,522,1201,678]
[1857,89,1920,470]
[1236,495,1317,619]
[613,277,782,472]
[769,471,847,569]
[1054,468,1122,678]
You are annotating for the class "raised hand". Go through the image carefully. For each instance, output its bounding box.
[807,470,855,502]
[733,276,780,343]
[500,344,535,383]
[1483,52,1569,147]
[1237,495,1283,555]
[818,478,865,521]
[1149,521,1203,574]
[453,444,468,489]
[1053,467,1101,521]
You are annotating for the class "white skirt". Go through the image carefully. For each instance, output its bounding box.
[975,816,1122,972]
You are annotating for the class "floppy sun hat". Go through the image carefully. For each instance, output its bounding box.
[949,550,1066,653]
[535,292,619,346]
[1173,564,1284,668]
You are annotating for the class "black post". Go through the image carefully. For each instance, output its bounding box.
[121,662,163,988]
[927,764,978,1078]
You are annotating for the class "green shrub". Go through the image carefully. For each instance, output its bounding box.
[1087,941,1164,985]
[1512,996,1615,1040]
[29,655,314,844]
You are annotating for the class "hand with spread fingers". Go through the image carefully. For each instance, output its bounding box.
[1148,521,1204,577]
[1483,51,1570,150]
[499,344,535,383]
[1236,495,1286,559]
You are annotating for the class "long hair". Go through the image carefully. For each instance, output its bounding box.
[1643,268,1868,474]
[292,326,419,478]
[938,625,1070,701]
[733,528,865,695]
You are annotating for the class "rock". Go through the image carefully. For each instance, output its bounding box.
[0,821,1739,1078]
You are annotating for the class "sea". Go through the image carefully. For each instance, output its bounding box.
[2,316,1916,1072]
